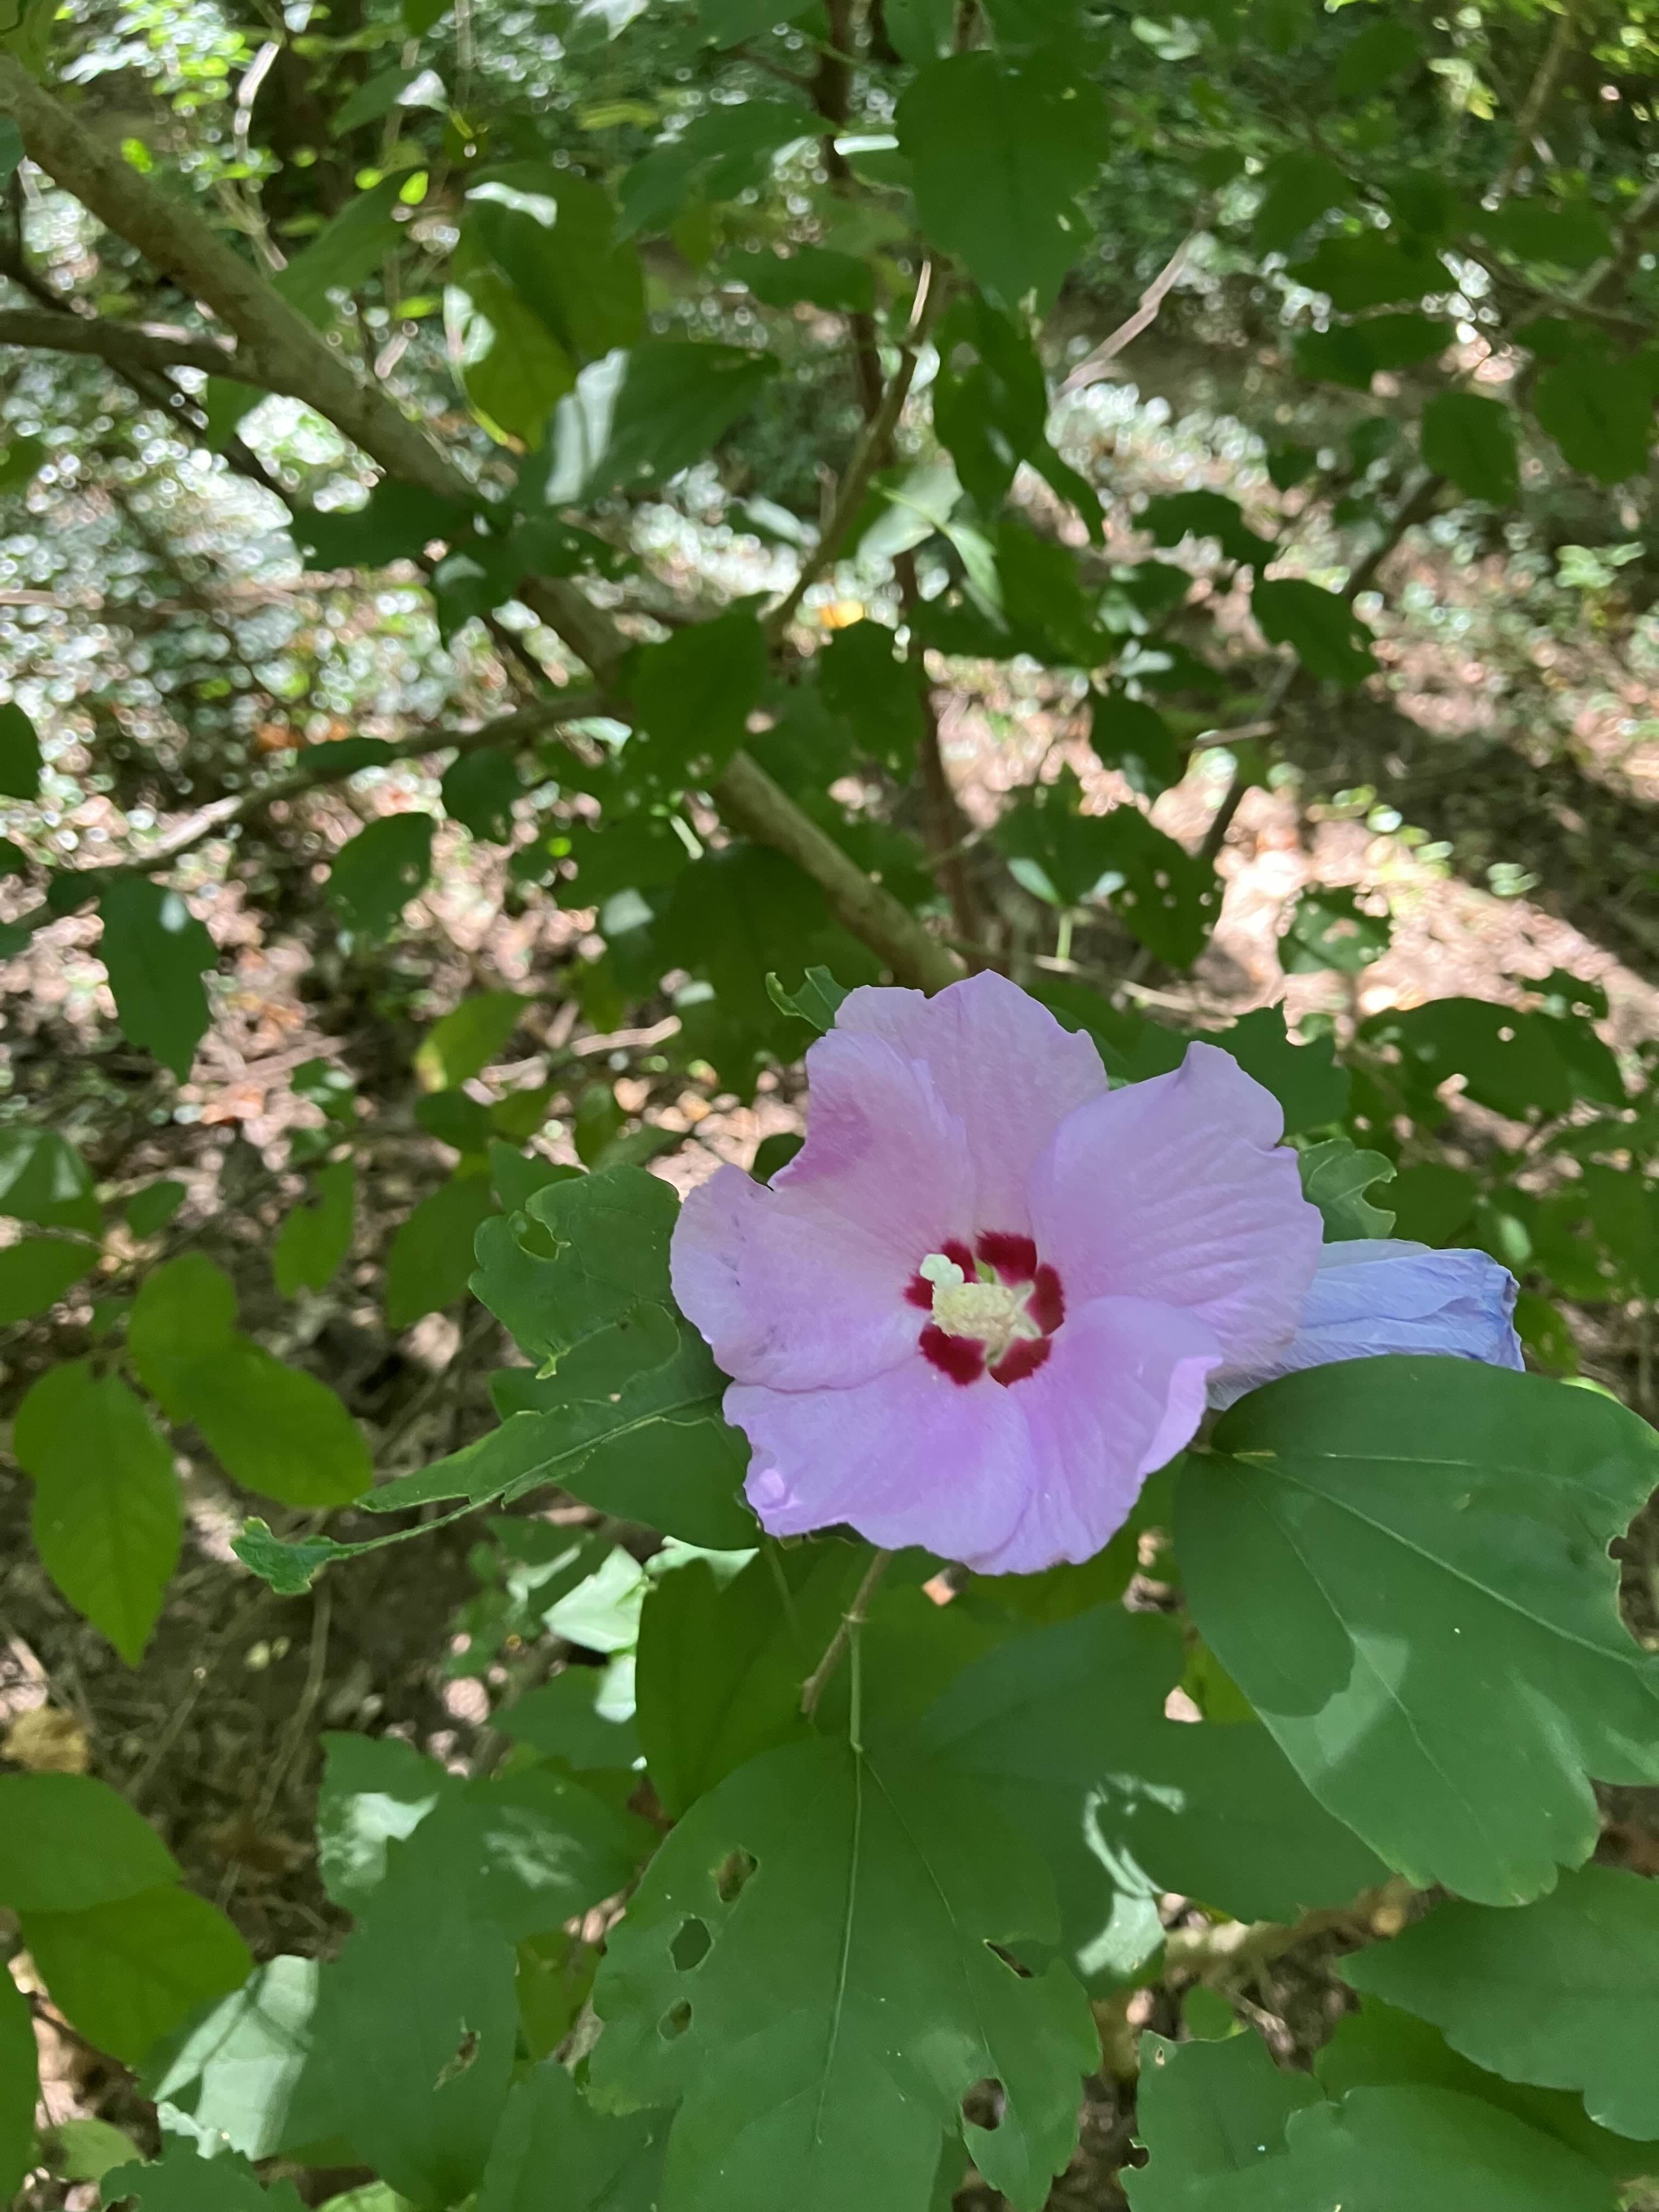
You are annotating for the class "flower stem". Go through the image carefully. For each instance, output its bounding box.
[799,1547,895,1731]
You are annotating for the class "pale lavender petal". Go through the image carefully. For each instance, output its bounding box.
[1207,1239,1524,1410]
[1029,1041,1322,1371]
[978,1297,1222,1575]
[727,1359,1032,1565]
[835,970,1107,1232]
[671,1032,973,1392]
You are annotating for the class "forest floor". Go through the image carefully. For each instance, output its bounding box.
[7,399,1659,2207]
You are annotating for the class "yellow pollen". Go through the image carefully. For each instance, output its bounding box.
[919,1252,1042,1362]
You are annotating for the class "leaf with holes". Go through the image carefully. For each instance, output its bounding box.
[470,1161,678,1370]
[14,1360,179,1664]
[590,1736,1096,2212]
[1178,1359,1659,1903]
[1299,1137,1397,1239]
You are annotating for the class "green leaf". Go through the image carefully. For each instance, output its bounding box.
[442,745,523,841]
[1141,490,1275,569]
[817,620,927,777]
[1,1956,38,2205]
[929,297,1102,535]
[1207,1006,1348,1135]
[369,1323,755,1549]
[898,51,1107,309]
[1342,1864,1659,2139]
[632,607,768,781]
[471,1161,677,1369]
[1289,230,1447,312]
[1252,578,1377,685]
[325,814,436,946]
[293,481,476,569]
[1334,16,1421,98]
[1299,1136,1397,1238]
[1130,2036,1617,2210]
[149,1953,323,2162]
[127,1253,238,1416]
[0,1127,100,1235]
[0,699,41,798]
[730,244,876,315]
[232,1517,357,1595]
[125,1179,186,1237]
[467,165,644,364]
[699,0,813,38]
[40,2117,136,2183]
[1180,1359,1659,1903]
[1421,391,1520,503]
[503,1667,642,1774]
[385,1167,498,1328]
[296,1894,517,2202]
[635,1551,862,1819]
[103,2142,304,2212]
[1249,151,1352,255]
[1128,2032,1321,2208]
[272,1159,356,1298]
[0,1773,177,1912]
[275,177,405,324]
[416,1088,494,1154]
[1317,1996,1659,2179]
[1361,998,1572,1121]
[1279,884,1390,974]
[14,1360,179,1664]
[532,342,779,505]
[182,1339,373,1508]
[0,1232,95,1322]
[1533,346,1655,485]
[1088,692,1184,799]
[415,990,531,1091]
[1388,1161,1478,1245]
[1478,201,1615,273]
[317,1733,452,1911]
[95,878,213,1081]
[590,1736,1097,2212]
[479,2061,665,2212]
[923,1605,1387,1978]
[24,1883,250,2066]
[764,965,850,1033]
[618,101,821,239]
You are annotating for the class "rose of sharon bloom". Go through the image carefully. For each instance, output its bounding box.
[670,972,1326,1573]
[1207,1237,1522,1409]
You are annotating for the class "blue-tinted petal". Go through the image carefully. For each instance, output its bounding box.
[1208,1239,1523,1410]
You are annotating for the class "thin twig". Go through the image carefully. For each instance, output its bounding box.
[799,1548,894,1723]
[1492,3,1577,201]
[1060,224,1206,394]
[254,1582,332,1823]
[765,258,940,637]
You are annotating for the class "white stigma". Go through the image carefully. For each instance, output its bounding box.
[918,1251,1042,1362]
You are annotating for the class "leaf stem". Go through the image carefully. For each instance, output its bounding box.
[800,1547,894,1727]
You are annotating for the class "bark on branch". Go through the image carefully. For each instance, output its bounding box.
[0,306,239,378]
[0,55,962,996]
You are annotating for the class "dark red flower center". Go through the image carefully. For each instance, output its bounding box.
[906,1231,1065,1387]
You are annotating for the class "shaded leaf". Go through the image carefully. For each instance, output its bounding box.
[0,699,41,799]
[1252,578,1377,685]
[14,1360,179,1664]
[272,1160,356,1299]
[590,1736,1097,2212]
[1421,391,1520,503]
[0,1233,95,1323]
[325,815,436,945]
[385,1168,498,1328]
[1180,1359,1659,1903]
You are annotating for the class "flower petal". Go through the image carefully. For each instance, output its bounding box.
[671,1032,972,1391]
[726,1358,1031,1564]
[1029,1041,1322,1369]
[977,1296,1222,1575]
[836,970,1108,1231]
[1207,1239,1524,1410]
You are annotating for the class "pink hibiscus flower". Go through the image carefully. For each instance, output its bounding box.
[670,972,1325,1573]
